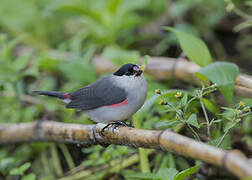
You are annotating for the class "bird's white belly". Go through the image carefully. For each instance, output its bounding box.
[85,75,147,123]
[85,103,135,123]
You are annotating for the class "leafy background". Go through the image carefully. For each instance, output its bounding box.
[0,0,251,179]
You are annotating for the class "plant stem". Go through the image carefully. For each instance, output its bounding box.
[51,144,63,177]
[217,115,237,147]
[187,124,201,141]
[133,115,151,173]
[216,130,229,147]
[200,98,211,141]
[138,148,151,172]
[41,150,55,179]
[59,144,75,170]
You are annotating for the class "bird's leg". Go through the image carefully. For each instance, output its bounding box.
[101,121,134,135]
[101,123,111,135]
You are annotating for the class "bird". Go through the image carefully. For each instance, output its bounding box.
[33,63,147,129]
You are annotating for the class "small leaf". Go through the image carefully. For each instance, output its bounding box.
[167,154,176,168]
[224,122,237,132]
[155,120,179,129]
[12,55,31,71]
[210,119,223,125]
[211,134,232,149]
[164,27,212,67]
[175,164,200,180]
[22,173,36,180]
[187,114,200,128]
[125,172,157,179]
[202,98,220,115]
[157,168,178,180]
[181,92,188,107]
[9,168,21,175]
[198,62,239,105]
[19,162,31,173]
[10,162,31,175]
[0,157,15,172]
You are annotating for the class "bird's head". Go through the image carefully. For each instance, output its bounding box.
[113,63,143,77]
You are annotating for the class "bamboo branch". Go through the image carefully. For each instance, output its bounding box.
[0,121,251,179]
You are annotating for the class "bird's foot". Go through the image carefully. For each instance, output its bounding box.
[101,121,134,135]
[112,121,134,128]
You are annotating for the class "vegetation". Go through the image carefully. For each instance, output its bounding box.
[0,0,251,179]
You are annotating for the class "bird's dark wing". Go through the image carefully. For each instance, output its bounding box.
[66,76,127,110]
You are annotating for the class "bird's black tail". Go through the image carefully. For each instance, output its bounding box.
[32,91,67,99]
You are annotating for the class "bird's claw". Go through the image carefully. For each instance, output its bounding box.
[101,121,134,135]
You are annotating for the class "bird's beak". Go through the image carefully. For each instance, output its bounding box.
[136,69,143,76]
[133,66,143,77]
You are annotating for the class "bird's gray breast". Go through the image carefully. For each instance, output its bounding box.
[85,75,147,123]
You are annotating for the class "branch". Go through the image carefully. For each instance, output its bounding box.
[0,121,252,179]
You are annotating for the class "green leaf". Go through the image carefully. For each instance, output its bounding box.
[197,62,239,105]
[1,36,23,60]
[224,122,238,133]
[22,173,36,180]
[187,113,200,128]
[0,157,15,172]
[10,162,31,175]
[175,157,190,170]
[12,55,31,71]
[181,92,188,107]
[202,98,220,115]
[175,164,200,180]
[38,57,61,72]
[125,172,157,179]
[211,134,232,149]
[164,27,212,67]
[157,168,178,180]
[167,154,176,168]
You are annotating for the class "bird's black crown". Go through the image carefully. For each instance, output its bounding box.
[113,63,140,76]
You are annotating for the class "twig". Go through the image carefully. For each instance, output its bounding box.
[216,115,238,148]
[186,123,201,142]
[200,98,211,140]
[216,130,229,148]
[0,121,252,179]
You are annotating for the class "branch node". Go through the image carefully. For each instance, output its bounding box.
[222,149,247,173]
[34,120,44,140]
[157,129,168,151]
[90,123,110,147]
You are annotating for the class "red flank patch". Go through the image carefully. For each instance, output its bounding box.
[106,99,128,107]
[63,93,71,100]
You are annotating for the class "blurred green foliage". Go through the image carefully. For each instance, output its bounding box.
[0,0,251,179]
